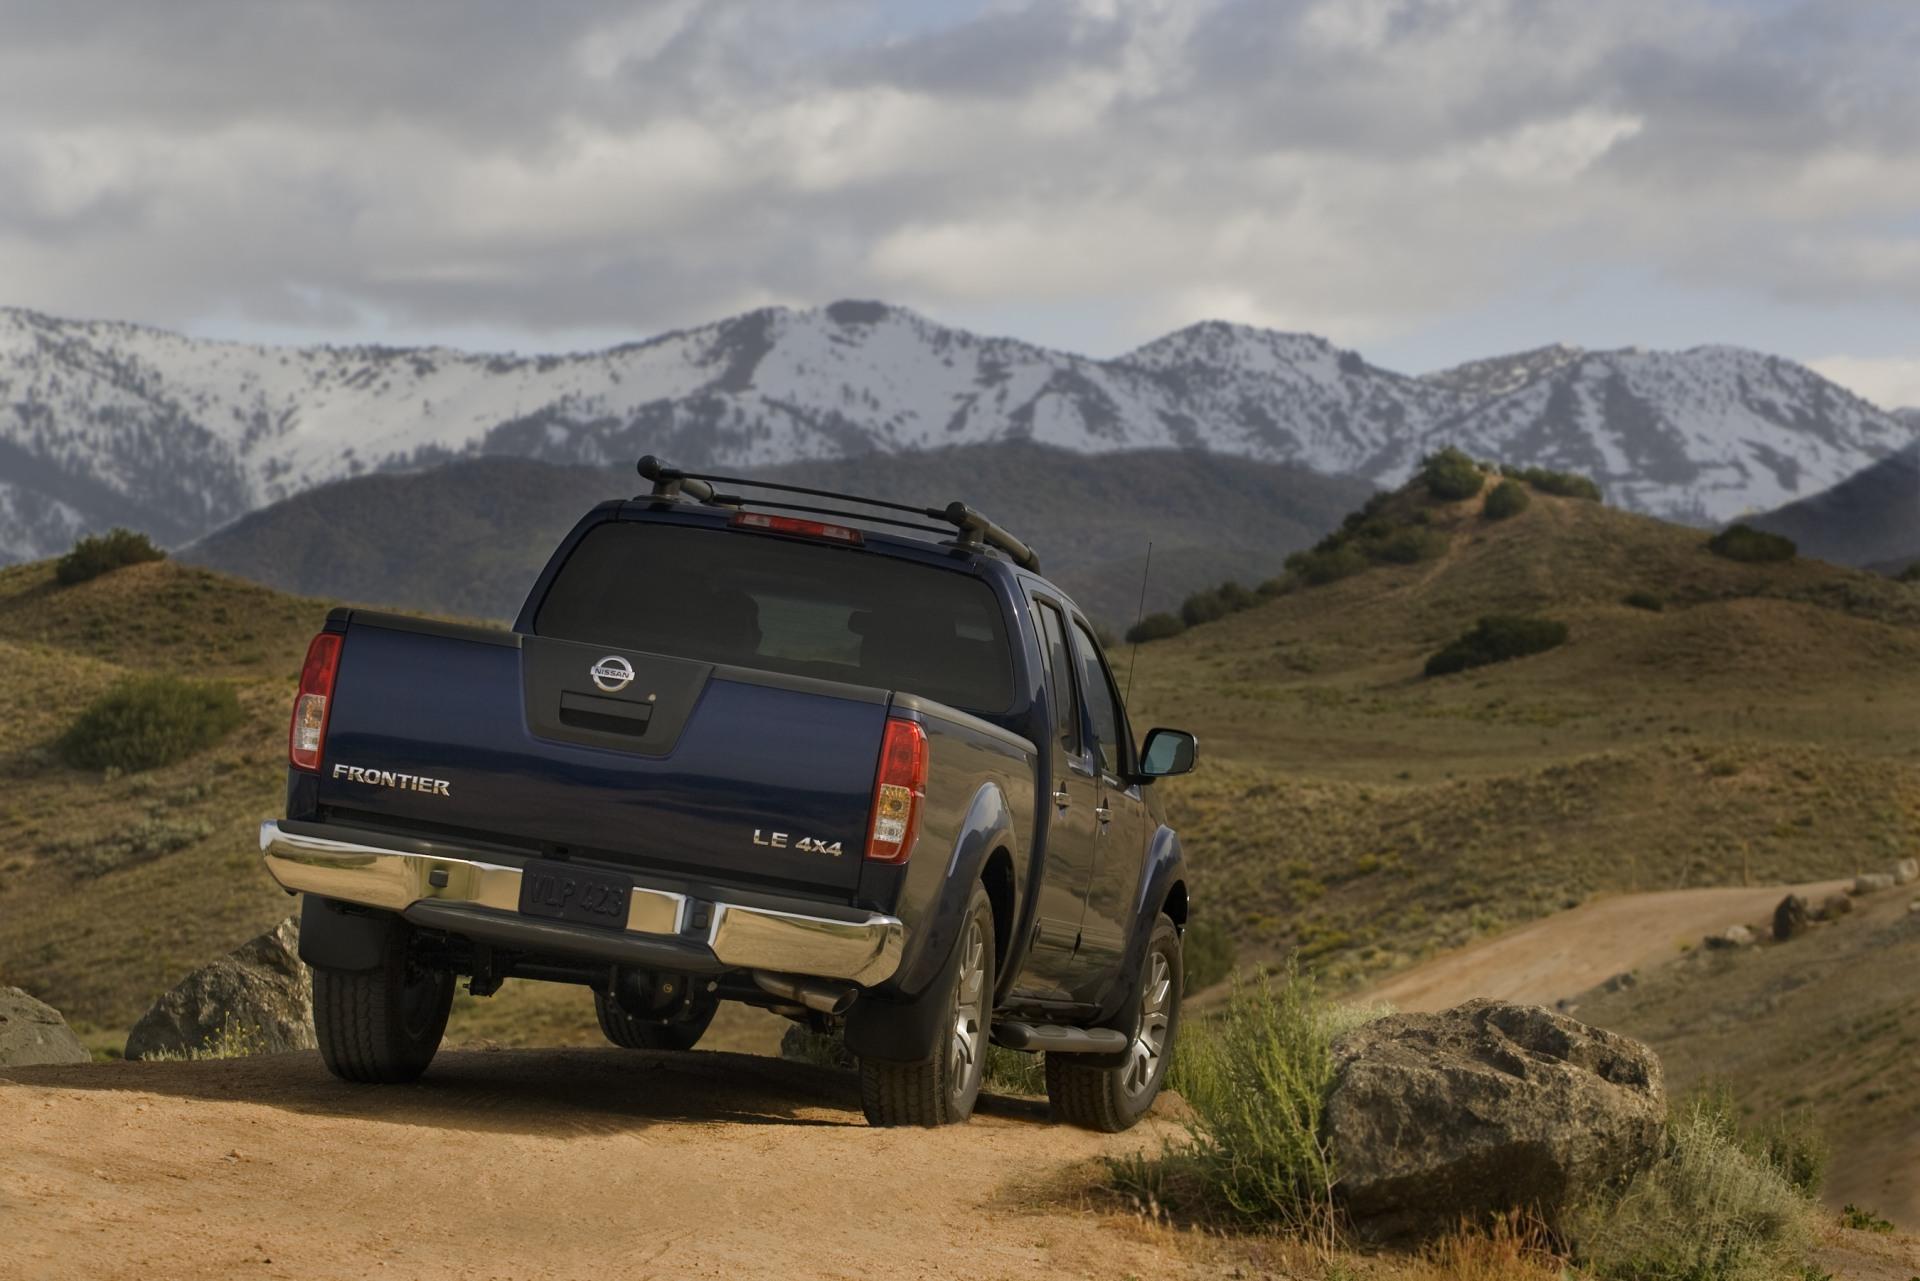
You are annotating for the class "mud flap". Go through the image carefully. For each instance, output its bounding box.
[842,912,969,1064]
[298,895,401,972]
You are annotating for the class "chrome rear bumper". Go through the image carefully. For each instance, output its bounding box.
[259,821,904,987]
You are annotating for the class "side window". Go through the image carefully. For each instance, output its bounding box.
[1034,601,1079,755]
[1070,618,1127,778]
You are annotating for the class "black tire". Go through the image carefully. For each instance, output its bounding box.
[594,990,717,1052]
[311,920,454,1084]
[1046,912,1182,1133]
[858,881,995,1127]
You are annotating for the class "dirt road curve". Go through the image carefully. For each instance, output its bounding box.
[0,1050,1202,1281]
[1360,879,1852,1013]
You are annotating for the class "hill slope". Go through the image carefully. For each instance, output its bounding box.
[4,300,1912,563]
[1750,441,1920,572]
[182,443,1374,625]
[1119,470,1920,985]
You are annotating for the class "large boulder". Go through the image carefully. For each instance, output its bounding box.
[1853,873,1895,896]
[0,986,91,1066]
[125,917,314,1060]
[1324,999,1665,1241]
[1894,858,1919,886]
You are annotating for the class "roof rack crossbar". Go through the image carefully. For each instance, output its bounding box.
[636,455,1041,571]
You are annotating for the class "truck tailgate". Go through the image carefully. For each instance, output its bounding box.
[317,620,886,898]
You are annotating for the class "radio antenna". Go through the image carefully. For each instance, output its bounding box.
[1122,541,1153,709]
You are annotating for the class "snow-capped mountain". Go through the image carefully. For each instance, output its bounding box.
[0,300,1912,563]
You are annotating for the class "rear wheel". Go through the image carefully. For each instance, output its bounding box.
[311,920,454,1084]
[594,990,717,1052]
[859,881,995,1127]
[1046,912,1181,1132]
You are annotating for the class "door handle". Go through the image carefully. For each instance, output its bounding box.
[1094,804,1113,824]
[1052,789,1072,808]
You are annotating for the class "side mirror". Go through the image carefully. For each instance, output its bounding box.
[1137,727,1198,779]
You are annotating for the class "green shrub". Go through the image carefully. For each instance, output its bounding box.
[1421,448,1486,502]
[55,528,166,586]
[1707,524,1796,564]
[1623,591,1666,612]
[1182,917,1237,993]
[1896,561,1920,584]
[1286,544,1369,586]
[1571,1098,1816,1281]
[1840,1204,1894,1233]
[1126,612,1187,643]
[1508,466,1603,501]
[1425,615,1569,677]
[1483,479,1531,520]
[1180,589,1231,627]
[1215,580,1260,612]
[1372,527,1449,564]
[57,676,244,773]
[1109,966,1351,1231]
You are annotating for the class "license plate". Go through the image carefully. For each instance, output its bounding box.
[517,859,631,930]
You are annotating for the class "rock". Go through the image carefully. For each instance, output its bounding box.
[1323,999,1665,1241]
[1772,894,1809,941]
[1704,924,1756,950]
[1601,971,1637,992]
[1816,893,1853,921]
[0,986,91,1066]
[1893,858,1918,886]
[125,917,314,1060]
[1853,873,1895,896]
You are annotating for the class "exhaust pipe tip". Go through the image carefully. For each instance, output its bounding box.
[752,972,856,1017]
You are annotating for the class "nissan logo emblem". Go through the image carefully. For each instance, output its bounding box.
[590,655,635,693]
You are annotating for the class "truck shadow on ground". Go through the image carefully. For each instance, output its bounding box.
[2,1046,1054,1138]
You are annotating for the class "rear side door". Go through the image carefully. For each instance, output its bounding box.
[1065,615,1151,998]
[1012,596,1100,999]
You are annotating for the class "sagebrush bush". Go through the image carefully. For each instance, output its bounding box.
[1506,466,1603,501]
[1571,1098,1816,1281]
[1707,524,1796,564]
[1286,544,1370,586]
[1896,561,1920,584]
[1623,591,1666,612]
[1483,479,1531,521]
[58,676,244,772]
[1109,967,1365,1232]
[1373,527,1449,564]
[1126,612,1187,643]
[55,528,166,586]
[1181,589,1232,627]
[1425,616,1569,677]
[1181,917,1237,993]
[1421,448,1486,501]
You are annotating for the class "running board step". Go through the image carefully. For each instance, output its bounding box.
[992,1021,1127,1054]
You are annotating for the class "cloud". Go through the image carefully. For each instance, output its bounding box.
[1810,356,1920,413]
[0,0,1914,360]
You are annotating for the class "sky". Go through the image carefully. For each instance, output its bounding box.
[2,0,1917,408]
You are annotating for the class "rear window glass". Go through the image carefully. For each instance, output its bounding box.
[534,521,1016,714]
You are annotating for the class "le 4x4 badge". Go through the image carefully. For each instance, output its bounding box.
[753,830,843,857]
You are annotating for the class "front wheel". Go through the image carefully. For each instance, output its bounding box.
[1046,912,1182,1132]
[311,920,454,1084]
[858,881,995,1127]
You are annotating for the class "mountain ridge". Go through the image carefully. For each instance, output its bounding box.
[2,300,1912,563]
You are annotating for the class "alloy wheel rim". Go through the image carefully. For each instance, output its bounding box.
[1124,950,1171,1098]
[948,916,986,1095]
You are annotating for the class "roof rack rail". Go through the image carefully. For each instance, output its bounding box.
[635,455,1041,572]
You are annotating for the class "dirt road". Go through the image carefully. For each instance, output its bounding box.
[0,1049,1202,1281]
[1360,879,1852,1012]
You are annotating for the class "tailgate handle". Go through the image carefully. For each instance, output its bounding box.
[558,691,654,737]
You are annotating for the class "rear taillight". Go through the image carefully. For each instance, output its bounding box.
[289,632,343,772]
[865,717,928,863]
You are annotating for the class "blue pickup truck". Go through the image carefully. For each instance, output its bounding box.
[260,457,1199,1129]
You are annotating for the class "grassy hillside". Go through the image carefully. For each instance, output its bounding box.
[1118,473,1920,987]
[183,443,1374,627]
[6,466,1919,1066]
